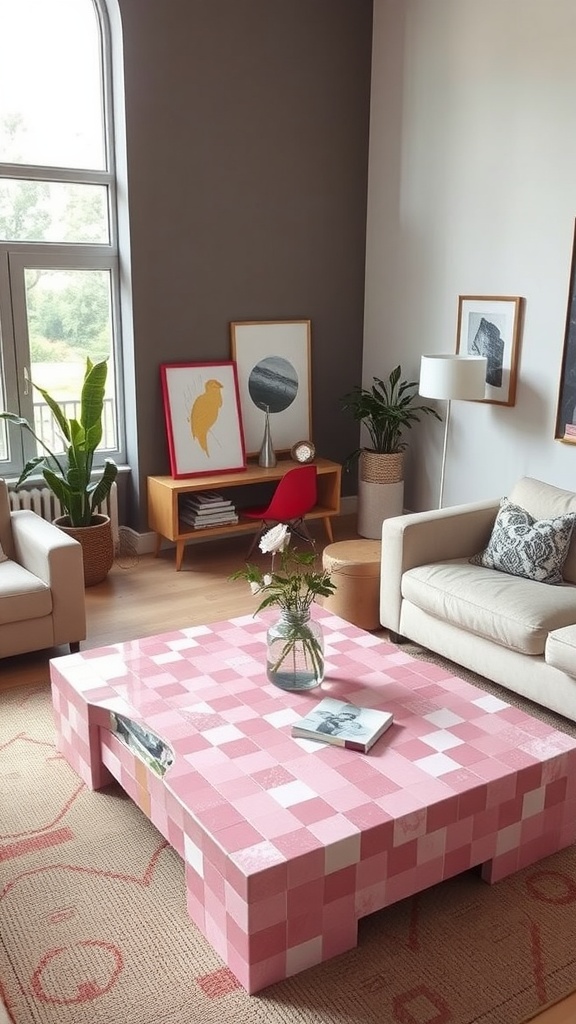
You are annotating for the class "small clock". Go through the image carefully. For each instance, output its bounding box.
[290,440,316,464]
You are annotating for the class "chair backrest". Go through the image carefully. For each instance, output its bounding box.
[264,465,317,521]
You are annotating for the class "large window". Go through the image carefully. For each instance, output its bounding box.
[0,0,125,474]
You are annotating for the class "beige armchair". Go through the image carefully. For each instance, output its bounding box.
[0,479,86,658]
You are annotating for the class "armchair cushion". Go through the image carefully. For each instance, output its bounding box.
[470,498,576,585]
[0,560,51,625]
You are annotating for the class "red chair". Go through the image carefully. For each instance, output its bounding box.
[243,465,318,556]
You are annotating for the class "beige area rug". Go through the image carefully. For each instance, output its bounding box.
[2,656,576,1024]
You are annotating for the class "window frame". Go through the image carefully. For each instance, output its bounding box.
[0,0,126,478]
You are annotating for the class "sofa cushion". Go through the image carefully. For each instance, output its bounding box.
[0,559,52,625]
[545,625,576,678]
[470,498,576,584]
[401,559,576,655]
[509,477,576,584]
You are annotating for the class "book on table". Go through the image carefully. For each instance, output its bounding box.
[291,696,393,753]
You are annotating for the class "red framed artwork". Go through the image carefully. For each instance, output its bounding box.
[160,361,246,478]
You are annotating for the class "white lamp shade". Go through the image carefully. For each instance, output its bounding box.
[419,354,488,401]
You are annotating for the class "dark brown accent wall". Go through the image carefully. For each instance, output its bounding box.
[116,0,373,529]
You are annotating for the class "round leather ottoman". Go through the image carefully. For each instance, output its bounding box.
[322,539,382,630]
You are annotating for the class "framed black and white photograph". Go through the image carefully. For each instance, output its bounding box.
[160,361,246,478]
[230,320,312,456]
[456,295,522,406]
[555,222,576,443]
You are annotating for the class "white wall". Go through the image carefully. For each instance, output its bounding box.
[364,0,576,511]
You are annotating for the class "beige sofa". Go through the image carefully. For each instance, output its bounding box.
[0,480,86,658]
[380,477,576,723]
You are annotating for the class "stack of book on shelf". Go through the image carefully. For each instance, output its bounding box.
[180,491,239,529]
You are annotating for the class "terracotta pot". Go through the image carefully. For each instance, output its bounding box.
[54,513,114,587]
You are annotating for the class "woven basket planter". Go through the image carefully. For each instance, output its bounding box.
[360,450,405,484]
[54,514,114,587]
[357,451,405,539]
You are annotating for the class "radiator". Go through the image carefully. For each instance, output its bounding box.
[9,482,120,545]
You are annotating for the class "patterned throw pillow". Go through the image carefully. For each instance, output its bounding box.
[470,498,576,585]
[0,542,7,563]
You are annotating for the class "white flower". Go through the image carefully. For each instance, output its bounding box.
[262,573,272,586]
[249,581,262,595]
[259,523,289,555]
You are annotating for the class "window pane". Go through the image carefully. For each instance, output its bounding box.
[0,180,109,243]
[0,0,105,170]
[25,268,117,454]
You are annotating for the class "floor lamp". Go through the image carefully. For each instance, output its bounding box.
[419,354,487,508]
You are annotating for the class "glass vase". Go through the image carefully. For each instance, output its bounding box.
[266,608,324,691]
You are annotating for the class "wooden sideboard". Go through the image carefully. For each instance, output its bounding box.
[147,458,342,570]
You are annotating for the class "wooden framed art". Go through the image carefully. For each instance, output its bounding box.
[160,361,246,478]
[555,221,576,442]
[456,295,522,406]
[230,320,312,456]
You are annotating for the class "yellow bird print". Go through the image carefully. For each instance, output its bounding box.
[189,378,223,456]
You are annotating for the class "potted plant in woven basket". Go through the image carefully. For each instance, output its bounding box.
[341,365,441,538]
[0,357,118,586]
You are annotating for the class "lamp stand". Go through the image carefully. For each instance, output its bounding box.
[438,399,451,509]
[419,353,488,511]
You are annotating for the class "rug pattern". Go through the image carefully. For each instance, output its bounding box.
[1,671,576,1024]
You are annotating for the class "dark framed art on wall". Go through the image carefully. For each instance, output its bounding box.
[160,361,246,478]
[230,320,312,456]
[555,222,576,443]
[456,295,523,407]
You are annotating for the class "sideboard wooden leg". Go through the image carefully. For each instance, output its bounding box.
[323,516,334,543]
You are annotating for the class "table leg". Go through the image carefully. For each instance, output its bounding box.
[176,540,185,571]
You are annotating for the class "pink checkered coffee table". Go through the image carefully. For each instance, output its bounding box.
[50,608,576,994]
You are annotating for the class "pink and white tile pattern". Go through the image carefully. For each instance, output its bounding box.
[50,609,576,993]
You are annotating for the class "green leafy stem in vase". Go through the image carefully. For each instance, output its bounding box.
[230,523,337,677]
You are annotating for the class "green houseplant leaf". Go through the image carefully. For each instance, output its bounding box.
[0,357,118,527]
[341,364,442,467]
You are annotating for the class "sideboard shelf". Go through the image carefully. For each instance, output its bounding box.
[147,458,342,570]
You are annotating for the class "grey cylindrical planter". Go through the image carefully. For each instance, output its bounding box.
[357,479,404,539]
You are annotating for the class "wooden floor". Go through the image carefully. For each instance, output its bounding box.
[2,517,575,1023]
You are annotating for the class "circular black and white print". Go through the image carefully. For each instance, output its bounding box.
[248,356,299,413]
